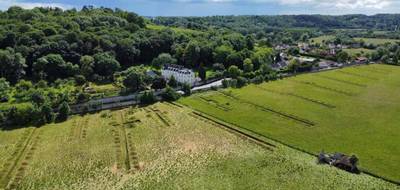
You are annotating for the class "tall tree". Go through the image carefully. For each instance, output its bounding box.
[0,48,26,84]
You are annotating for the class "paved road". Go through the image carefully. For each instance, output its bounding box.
[192,79,225,92]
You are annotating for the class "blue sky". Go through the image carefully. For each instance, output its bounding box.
[0,0,399,16]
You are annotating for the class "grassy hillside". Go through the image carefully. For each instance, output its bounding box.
[0,102,396,189]
[354,38,400,45]
[342,48,375,56]
[309,35,335,44]
[179,64,400,183]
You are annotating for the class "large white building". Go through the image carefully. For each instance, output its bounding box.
[161,64,197,86]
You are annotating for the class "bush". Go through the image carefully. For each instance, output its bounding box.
[6,103,35,127]
[236,76,248,88]
[182,83,192,96]
[76,92,90,103]
[74,75,86,86]
[222,79,230,88]
[168,76,178,88]
[139,90,156,105]
[251,75,264,84]
[162,86,181,101]
[57,101,70,121]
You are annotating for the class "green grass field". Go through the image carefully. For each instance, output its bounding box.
[0,101,397,189]
[354,38,400,45]
[342,48,375,56]
[309,35,335,44]
[179,64,400,183]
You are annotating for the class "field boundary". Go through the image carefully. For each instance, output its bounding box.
[254,85,336,109]
[217,91,315,127]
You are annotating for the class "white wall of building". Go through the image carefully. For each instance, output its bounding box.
[161,66,196,85]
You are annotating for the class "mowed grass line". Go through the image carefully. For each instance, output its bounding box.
[188,111,276,151]
[0,128,40,189]
[254,85,336,108]
[291,80,356,96]
[337,70,379,80]
[217,90,316,127]
[111,111,132,171]
[314,75,367,88]
[179,64,400,183]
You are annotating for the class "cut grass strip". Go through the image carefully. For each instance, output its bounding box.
[198,96,231,111]
[188,111,275,151]
[0,128,41,189]
[126,132,140,171]
[149,107,172,127]
[314,75,367,88]
[254,85,336,109]
[337,70,378,80]
[217,91,315,127]
[291,80,355,96]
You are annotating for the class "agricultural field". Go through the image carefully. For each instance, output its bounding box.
[0,102,397,189]
[354,38,400,45]
[179,64,400,184]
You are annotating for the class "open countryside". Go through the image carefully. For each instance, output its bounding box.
[0,103,397,189]
[179,64,400,183]
[2,4,400,190]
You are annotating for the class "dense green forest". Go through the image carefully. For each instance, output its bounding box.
[153,14,400,33]
[0,6,275,127]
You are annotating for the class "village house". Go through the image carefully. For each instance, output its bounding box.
[272,52,289,71]
[298,43,310,53]
[354,57,368,64]
[161,64,197,85]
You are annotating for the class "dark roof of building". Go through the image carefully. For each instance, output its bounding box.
[162,64,193,75]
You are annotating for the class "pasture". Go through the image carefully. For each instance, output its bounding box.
[0,101,397,189]
[179,64,400,183]
[354,38,400,45]
[309,35,335,44]
[342,48,375,56]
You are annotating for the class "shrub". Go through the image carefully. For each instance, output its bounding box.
[251,75,264,84]
[140,90,156,105]
[222,79,230,88]
[74,75,86,86]
[236,76,248,88]
[57,101,70,121]
[168,76,178,88]
[162,86,181,101]
[182,83,192,96]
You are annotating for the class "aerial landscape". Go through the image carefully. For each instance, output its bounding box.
[0,0,399,189]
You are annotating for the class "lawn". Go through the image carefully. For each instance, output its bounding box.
[342,48,375,56]
[309,35,335,44]
[354,38,400,45]
[0,102,397,189]
[179,64,400,183]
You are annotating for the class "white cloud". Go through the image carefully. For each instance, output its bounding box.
[0,0,73,10]
[170,0,393,9]
[278,0,391,9]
